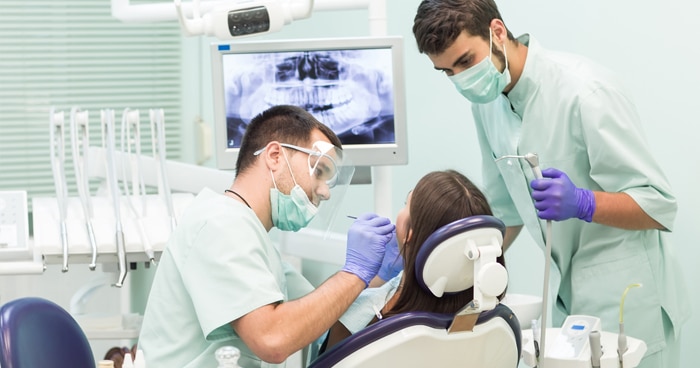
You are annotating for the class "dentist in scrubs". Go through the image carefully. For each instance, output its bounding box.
[412,1,690,367]
[138,105,396,368]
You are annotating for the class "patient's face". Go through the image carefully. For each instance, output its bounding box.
[395,190,412,249]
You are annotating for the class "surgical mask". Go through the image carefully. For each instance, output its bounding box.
[448,28,510,104]
[269,150,319,232]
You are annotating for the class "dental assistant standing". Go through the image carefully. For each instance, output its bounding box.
[138,105,395,368]
[412,1,690,367]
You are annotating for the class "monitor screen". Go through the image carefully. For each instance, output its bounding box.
[210,36,408,170]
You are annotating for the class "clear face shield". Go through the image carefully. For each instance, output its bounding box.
[259,140,355,233]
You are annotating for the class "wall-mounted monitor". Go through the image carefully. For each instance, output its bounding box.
[210,36,408,170]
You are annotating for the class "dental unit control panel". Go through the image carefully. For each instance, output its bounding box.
[521,315,646,368]
[552,315,601,361]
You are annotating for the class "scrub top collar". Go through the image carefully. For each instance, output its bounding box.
[505,33,541,118]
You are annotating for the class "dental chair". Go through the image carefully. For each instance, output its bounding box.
[0,297,96,368]
[309,215,521,368]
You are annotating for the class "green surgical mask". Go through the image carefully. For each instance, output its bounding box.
[448,28,510,104]
[270,185,318,231]
[269,151,318,232]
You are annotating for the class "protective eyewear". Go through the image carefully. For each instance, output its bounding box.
[254,141,342,188]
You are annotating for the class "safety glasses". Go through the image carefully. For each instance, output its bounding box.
[254,141,341,188]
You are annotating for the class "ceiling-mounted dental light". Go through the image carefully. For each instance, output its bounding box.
[174,0,314,39]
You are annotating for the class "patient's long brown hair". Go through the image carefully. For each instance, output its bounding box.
[384,170,505,319]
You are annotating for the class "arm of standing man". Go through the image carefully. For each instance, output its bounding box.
[528,85,675,232]
[591,191,664,230]
[232,213,394,363]
[531,168,665,230]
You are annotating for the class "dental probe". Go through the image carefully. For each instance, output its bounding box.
[49,108,70,272]
[70,107,98,270]
[495,153,552,368]
[102,109,128,287]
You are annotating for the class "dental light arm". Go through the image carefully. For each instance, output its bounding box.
[174,0,314,39]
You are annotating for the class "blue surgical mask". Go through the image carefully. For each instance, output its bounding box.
[270,151,319,232]
[448,28,510,104]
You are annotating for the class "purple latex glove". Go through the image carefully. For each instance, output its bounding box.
[530,168,596,222]
[343,213,396,286]
[377,231,403,281]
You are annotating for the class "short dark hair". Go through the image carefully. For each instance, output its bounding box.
[386,170,506,318]
[413,0,515,55]
[234,105,342,174]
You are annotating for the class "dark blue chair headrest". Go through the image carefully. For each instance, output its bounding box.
[0,297,96,368]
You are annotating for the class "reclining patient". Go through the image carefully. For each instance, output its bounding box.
[319,169,507,354]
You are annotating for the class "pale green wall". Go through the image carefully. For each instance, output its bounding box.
[173,0,698,366]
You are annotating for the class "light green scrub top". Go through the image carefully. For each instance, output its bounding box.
[138,188,314,368]
[307,274,401,365]
[339,273,402,334]
[472,34,690,356]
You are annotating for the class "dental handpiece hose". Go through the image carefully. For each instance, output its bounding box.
[50,110,70,273]
[103,109,128,288]
[114,222,127,288]
[70,108,98,270]
[536,176,553,368]
[60,220,69,272]
[496,153,551,368]
[520,153,552,368]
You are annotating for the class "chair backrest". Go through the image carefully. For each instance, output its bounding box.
[309,215,519,368]
[309,303,522,368]
[0,297,96,368]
